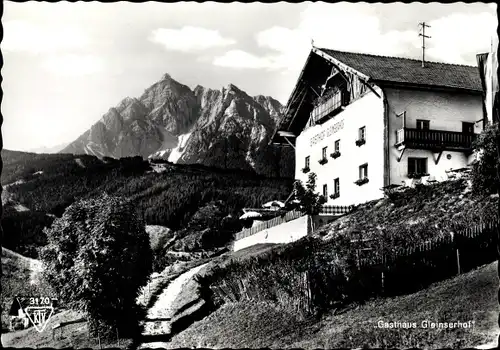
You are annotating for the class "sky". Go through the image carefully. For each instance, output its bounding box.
[1,2,498,152]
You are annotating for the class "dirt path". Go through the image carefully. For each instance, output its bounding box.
[2,247,43,284]
[139,263,207,348]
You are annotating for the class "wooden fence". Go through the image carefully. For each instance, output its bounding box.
[212,217,499,317]
[235,210,305,241]
[348,218,499,299]
[209,270,314,317]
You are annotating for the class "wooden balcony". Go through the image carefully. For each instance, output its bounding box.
[310,90,344,125]
[395,128,476,152]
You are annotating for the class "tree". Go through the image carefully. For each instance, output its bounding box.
[471,123,499,194]
[40,193,152,338]
[292,172,327,215]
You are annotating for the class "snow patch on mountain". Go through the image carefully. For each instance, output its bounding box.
[168,131,193,163]
[84,144,105,157]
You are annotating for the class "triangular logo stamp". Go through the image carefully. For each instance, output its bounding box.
[24,306,54,332]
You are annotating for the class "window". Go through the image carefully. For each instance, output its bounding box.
[408,157,428,175]
[322,147,327,159]
[462,122,474,134]
[305,156,310,168]
[356,127,366,146]
[323,184,328,198]
[358,126,366,141]
[334,140,340,152]
[359,163,368,179]
[355,164,369,186]
[416,120,430,130]
[334,178,340,195]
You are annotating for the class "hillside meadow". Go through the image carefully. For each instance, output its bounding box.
[188,176,498,348]
[1,150,293,261]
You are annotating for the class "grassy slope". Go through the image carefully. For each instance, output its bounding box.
[316,179,498,245]
[166,245,281,327]
[165,180,499,348]
[166,261,499,349]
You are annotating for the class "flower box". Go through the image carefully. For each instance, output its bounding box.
[330,151,341,159]
[354,178,369,186]
[330,192,340,199]
[407,173,429,179]
[355,138,366,147]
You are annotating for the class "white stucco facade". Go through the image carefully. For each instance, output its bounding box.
[294,86,483,206]
[385,88,483,185]
[295,87,385,206]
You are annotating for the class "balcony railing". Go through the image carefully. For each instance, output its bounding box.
[395,128,476,151]
[319,205,355,216]
[311,90,343,124]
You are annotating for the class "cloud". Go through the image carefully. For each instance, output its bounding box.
[214,3,496,70]
[426,12,498,64]
[42,54,104,77]
[149,26,236,52]
[213,50,278,69]
[214,3,419,71]
[2,20,90,54]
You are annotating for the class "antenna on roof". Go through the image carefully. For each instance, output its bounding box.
[418,22,431,68]
[311,38,315,48]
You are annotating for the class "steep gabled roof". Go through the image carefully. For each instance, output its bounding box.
[272,48,483,145]
[319,48,483,92]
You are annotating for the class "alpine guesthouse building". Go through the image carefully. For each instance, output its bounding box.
[272,47,485,207]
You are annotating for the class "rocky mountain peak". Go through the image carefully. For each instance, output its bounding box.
[193,85,206,95]
[226,83,239,91]
[161,73,173,81]
[116,96,141,110]
[61,73,294,177]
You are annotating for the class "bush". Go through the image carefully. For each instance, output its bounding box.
[293,173,327,215]
[472,123,499,194]
[40,194,153,338]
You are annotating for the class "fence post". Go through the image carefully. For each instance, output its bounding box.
[456,248,461,275]
[381,252,385,295]
[305,271,312,314]
[116,327,120,347]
